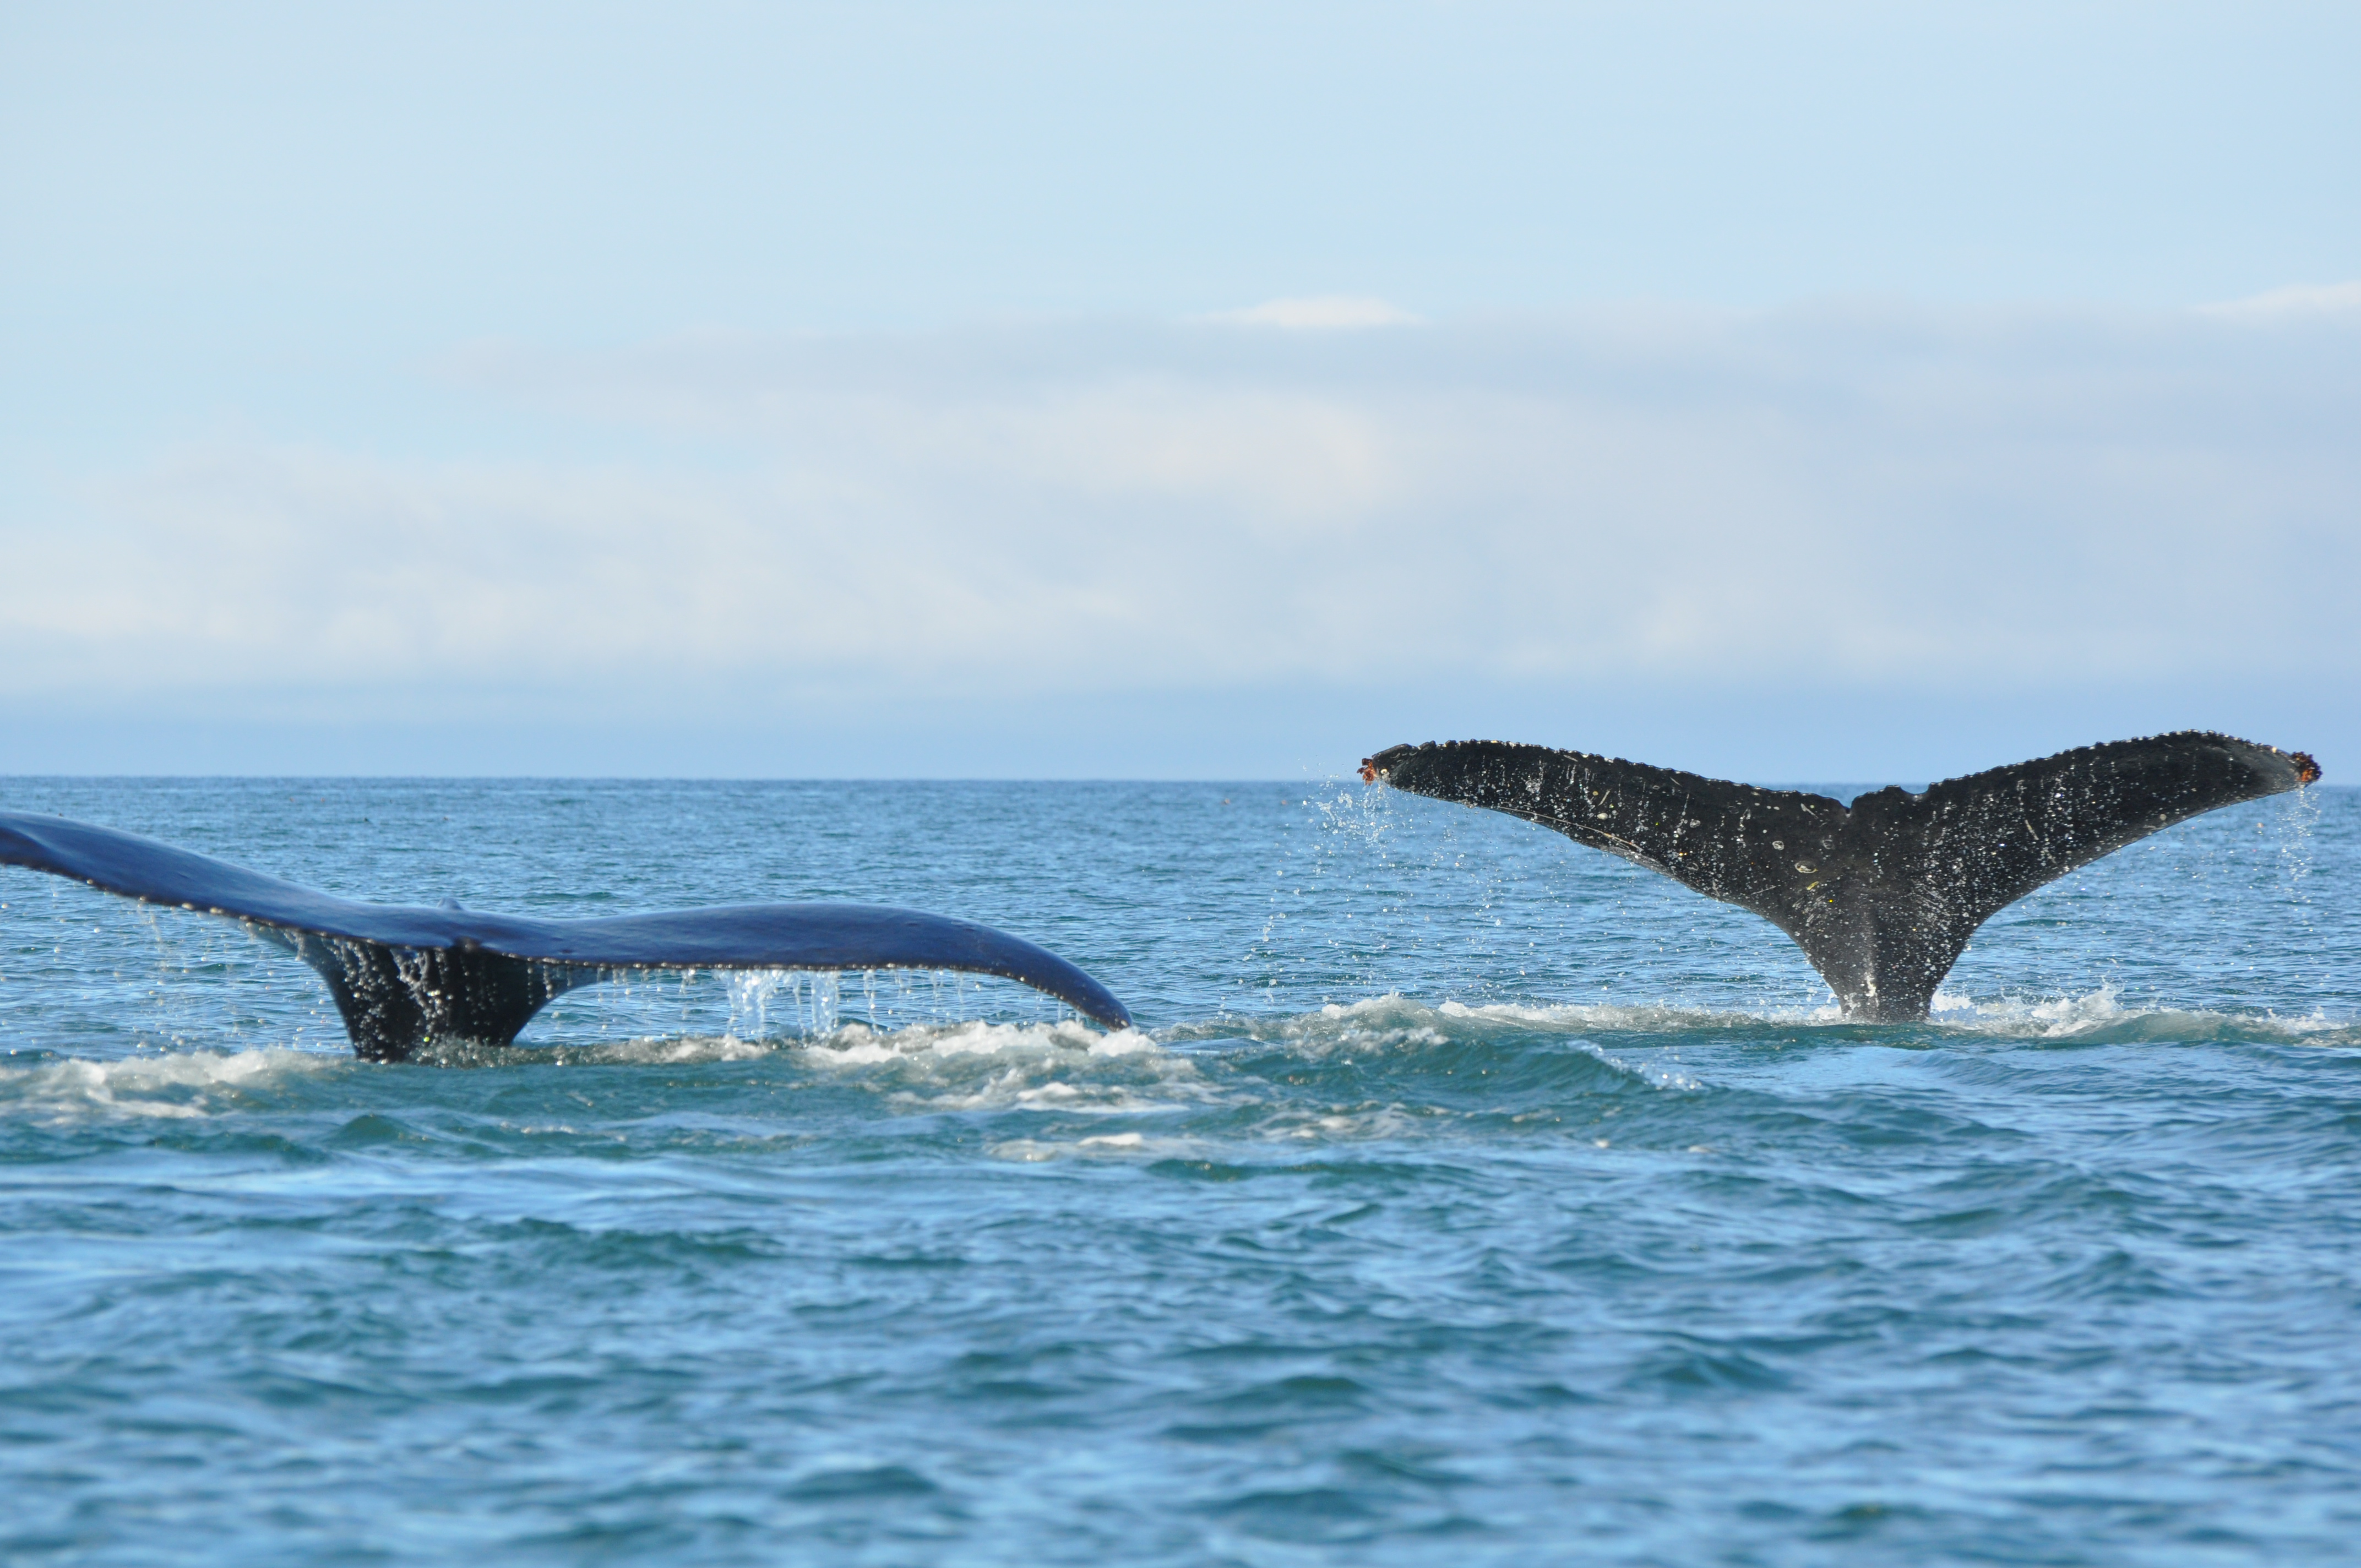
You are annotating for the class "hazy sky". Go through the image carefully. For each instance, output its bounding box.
[3,2,2355,780]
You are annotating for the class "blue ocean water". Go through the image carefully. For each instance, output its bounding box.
[2,775,2356,1565]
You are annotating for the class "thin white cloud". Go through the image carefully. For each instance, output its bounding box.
[2200,280,2361,320]
[1200,296,1422,329]
[6,304,2354,719]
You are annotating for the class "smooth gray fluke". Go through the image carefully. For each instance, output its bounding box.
[0,812,1133,1058]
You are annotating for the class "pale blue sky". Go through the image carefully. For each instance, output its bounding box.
[3,3,2355,778]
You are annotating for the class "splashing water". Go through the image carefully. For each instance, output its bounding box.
[1,776,2355,1565]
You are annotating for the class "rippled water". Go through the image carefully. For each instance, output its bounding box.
[3,777,2356,1565]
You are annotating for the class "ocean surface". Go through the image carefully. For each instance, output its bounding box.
[2,775,2356,1566]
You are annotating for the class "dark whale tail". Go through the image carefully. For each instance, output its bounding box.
[0,813,1133,1059]
[1359,732,2320,1021]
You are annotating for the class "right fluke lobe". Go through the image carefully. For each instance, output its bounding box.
[1361,732,2318,1020]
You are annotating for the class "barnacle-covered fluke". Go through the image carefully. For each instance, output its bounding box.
[1361,732,2318,1020]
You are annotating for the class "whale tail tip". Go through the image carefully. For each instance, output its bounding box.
[1364,731,2315,1021]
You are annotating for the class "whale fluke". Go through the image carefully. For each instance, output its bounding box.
[0,812,1133,1058]
[1358,732,2320,1021]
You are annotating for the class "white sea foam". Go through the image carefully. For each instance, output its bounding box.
[890,1065,1193,1117]
[800,1017,1158,1066]
[493,1033,780,1066]
[1916,983,2355,1043]
[1272,1103,1426,1139]
[987,1129,1215,1162]
[1434,995,1843,1032]
[1263,986,2355,1047]
[0,1047,341,1120]
[1201,990,1813,1046]
[1192,988,2357,1072]
[730,1017,1209,1116]
[1931,982,2138,1037]
[1249,994,1450,1050]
